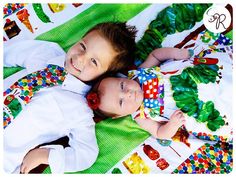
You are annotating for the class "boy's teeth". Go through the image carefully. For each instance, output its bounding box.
[72,63,77,69]
[71,59,79,70]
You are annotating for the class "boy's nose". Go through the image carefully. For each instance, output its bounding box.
[76,55,85,69]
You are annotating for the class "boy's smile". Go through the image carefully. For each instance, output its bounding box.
[70,58,81,73]
[65,30,117,81]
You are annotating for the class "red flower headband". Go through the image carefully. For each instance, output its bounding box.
[86,92,100,110]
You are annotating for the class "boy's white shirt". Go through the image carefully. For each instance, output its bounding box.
[3,40,99,173]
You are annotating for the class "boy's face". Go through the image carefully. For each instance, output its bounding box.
[98,77,143,118]
[65,30,117,81]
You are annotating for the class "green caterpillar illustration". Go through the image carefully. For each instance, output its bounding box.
[170,64,225,131]
[33,3,52,23]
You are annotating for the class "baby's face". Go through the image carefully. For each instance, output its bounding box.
[65,30,117,81]
[98,77,143,118]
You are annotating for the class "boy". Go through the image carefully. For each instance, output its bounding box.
[3,22,137,174]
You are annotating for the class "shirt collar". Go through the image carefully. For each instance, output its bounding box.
[62,73,91,95]
[47,55,91,95]
[47,55,66,68]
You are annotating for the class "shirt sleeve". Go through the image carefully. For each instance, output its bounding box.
[40,123,99,173]
[4,40,65,73]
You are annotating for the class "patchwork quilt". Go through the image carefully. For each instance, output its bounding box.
[3,3,233,174]
[106,29,233,174]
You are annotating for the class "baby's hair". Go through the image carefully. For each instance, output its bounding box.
[86,74,118,122]
[86,22,137,74]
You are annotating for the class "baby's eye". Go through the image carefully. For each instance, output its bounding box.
[120,82,124,90]
[91,58,97,66]
[119,99,123,107]
[80,42,86,51]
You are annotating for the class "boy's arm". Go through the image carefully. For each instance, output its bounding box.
[20,148,49,174]
[135,110,186,139]
[38,125,98,173]
[139,47,191,68]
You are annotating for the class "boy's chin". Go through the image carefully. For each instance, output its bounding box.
[64,65,94,82]
[67,71,90,82]
[69,71,82,80]
[65,67,80,79]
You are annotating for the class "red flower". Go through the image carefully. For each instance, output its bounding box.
[86,92,100,110]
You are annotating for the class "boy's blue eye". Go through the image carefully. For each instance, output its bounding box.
[91,58,97,66]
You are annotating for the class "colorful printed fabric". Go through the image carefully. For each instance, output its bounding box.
[3,3,27,18]
[197,30,233,59]
[173,142,233,174]
[128,66,164,121]
[189,131,231,143]
[200,30,232,46]
[170,30,233,143]
[3,64,67,128]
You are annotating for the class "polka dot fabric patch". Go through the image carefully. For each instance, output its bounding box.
[128,67,164,120]
[172,142,233,174]
[137,67,164,113]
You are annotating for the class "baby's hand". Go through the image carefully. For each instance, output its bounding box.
[20,148,49,174]
[174,49,194,60]
[168,110,186,128]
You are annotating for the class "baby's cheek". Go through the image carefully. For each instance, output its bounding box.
[130,103,138,114]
